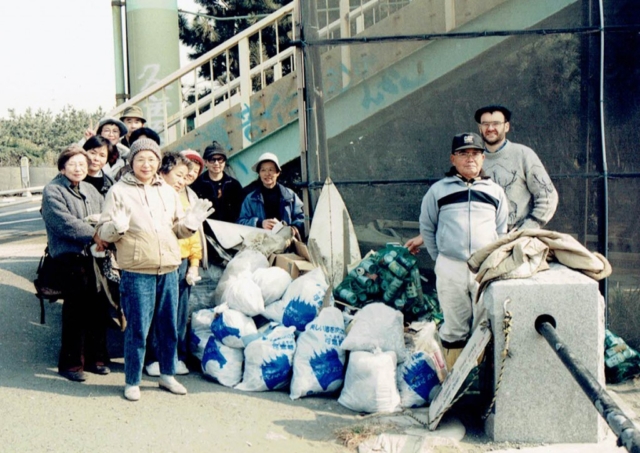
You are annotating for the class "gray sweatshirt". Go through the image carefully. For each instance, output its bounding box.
[482,140,558,230]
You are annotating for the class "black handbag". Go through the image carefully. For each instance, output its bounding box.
[34,246,63,300]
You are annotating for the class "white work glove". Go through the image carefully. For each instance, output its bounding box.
[183,198,214,231]
[111,200,132,234]
[186,266,201,286]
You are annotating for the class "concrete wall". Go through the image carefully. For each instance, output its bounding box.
[0,167,57,191]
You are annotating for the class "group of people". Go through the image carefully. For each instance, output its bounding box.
[41,106,304,401]
[41,101,556,399]
[405,104,558,370]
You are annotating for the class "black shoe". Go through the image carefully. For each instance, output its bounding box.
[59,370,87,382]
[85,364,111,375]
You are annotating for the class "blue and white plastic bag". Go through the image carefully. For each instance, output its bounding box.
[290,307,346,400]
[211,304,258,348]
[278,267,328,331]
[202,337,244,387]
[235,325,297,392]
[397,351,440,408]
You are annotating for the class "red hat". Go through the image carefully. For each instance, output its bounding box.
[180,149,205,173]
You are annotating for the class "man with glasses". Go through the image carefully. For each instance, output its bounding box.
[419,132,508,370]
[475,105,558,231]
[191,142,244,223]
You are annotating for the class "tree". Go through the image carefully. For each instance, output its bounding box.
[178,0,289,86]
[0,106,104,166]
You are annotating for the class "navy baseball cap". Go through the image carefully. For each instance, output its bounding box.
[451,132,484,154]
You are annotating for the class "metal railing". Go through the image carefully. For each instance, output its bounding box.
[108,0,417,152]
[110,3,297,148]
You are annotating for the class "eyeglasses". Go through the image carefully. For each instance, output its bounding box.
[480,121,505,129]
[453,150,483,158]
[208,157,225,163]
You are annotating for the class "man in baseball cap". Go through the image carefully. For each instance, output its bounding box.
[120,105,147,148]
[474,104,558,230]
[406,132,508,370]
[190,141,244,223]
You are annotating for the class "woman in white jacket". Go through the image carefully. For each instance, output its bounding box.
[97,138,212,401]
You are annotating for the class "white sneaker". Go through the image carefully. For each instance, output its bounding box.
[175,360,189,375]
[145,362,160,377]
[124,385,140,401]
[158,375,187,395]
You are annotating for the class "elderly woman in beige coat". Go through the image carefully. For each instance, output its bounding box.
[97,138,212,401]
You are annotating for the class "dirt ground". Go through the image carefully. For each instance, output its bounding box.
[2,235,639,453]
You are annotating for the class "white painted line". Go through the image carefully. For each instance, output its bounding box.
[0,217,43,227]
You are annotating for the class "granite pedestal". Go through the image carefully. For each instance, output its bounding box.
[484,263,606,443]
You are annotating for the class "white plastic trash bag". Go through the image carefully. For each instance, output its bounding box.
[338,349,401,414]
[409,320,448,382]
[213,248,269,305]
[279,267,328,331]
[252,267,292,305]
[202,337,244,387]
[226,249,269,275]
[340,303,408,363]
[211,304,258,348]
[397,351,440,408]
[221,276,265,317]
[290,307,346,400]
[235,324,296,392]
[191,308,216,333]
[190,308,216,361]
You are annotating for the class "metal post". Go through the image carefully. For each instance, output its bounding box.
[111,0,128,105]
[535,315,640,453]
[298,0,330,211]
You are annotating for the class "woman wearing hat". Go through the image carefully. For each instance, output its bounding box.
[82,117,130,179]
[237,152,305,237]
[97,138,213,401]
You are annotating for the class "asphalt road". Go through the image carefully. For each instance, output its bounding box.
[1,199,639,453]
[0,225,359,453]
[0,197,45,245]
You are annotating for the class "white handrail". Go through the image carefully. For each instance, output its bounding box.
[109,0,414,151]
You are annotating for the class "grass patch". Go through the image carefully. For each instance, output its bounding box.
[335,422,398,450]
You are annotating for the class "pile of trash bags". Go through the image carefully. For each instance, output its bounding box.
[189,243,447,411]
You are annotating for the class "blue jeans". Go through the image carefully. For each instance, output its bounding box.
[120,270,178,386]
[144,260,191,364]
[176,259,192,362]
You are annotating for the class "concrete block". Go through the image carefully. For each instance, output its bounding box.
[484,263,606,444]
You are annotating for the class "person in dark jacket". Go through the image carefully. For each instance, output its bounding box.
[190,142,244,223]
[41,145,110,382]
[82,136,115,196]
[237,152,305,238]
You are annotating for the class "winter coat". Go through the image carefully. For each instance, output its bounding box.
[41,174,104,258]
[420,173,509,262]
[97,172,195,275]
[237,183,304,234]
[190,172,244,223]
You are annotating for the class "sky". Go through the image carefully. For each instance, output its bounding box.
[0,0,198,119]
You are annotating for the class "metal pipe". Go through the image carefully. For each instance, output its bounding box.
[535,315,640,453]
[597,0,609,311]
[111,0,128,105]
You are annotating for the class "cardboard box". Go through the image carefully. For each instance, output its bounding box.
[270,240,316,279]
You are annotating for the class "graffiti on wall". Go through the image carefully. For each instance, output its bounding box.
[137,64,174,133]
